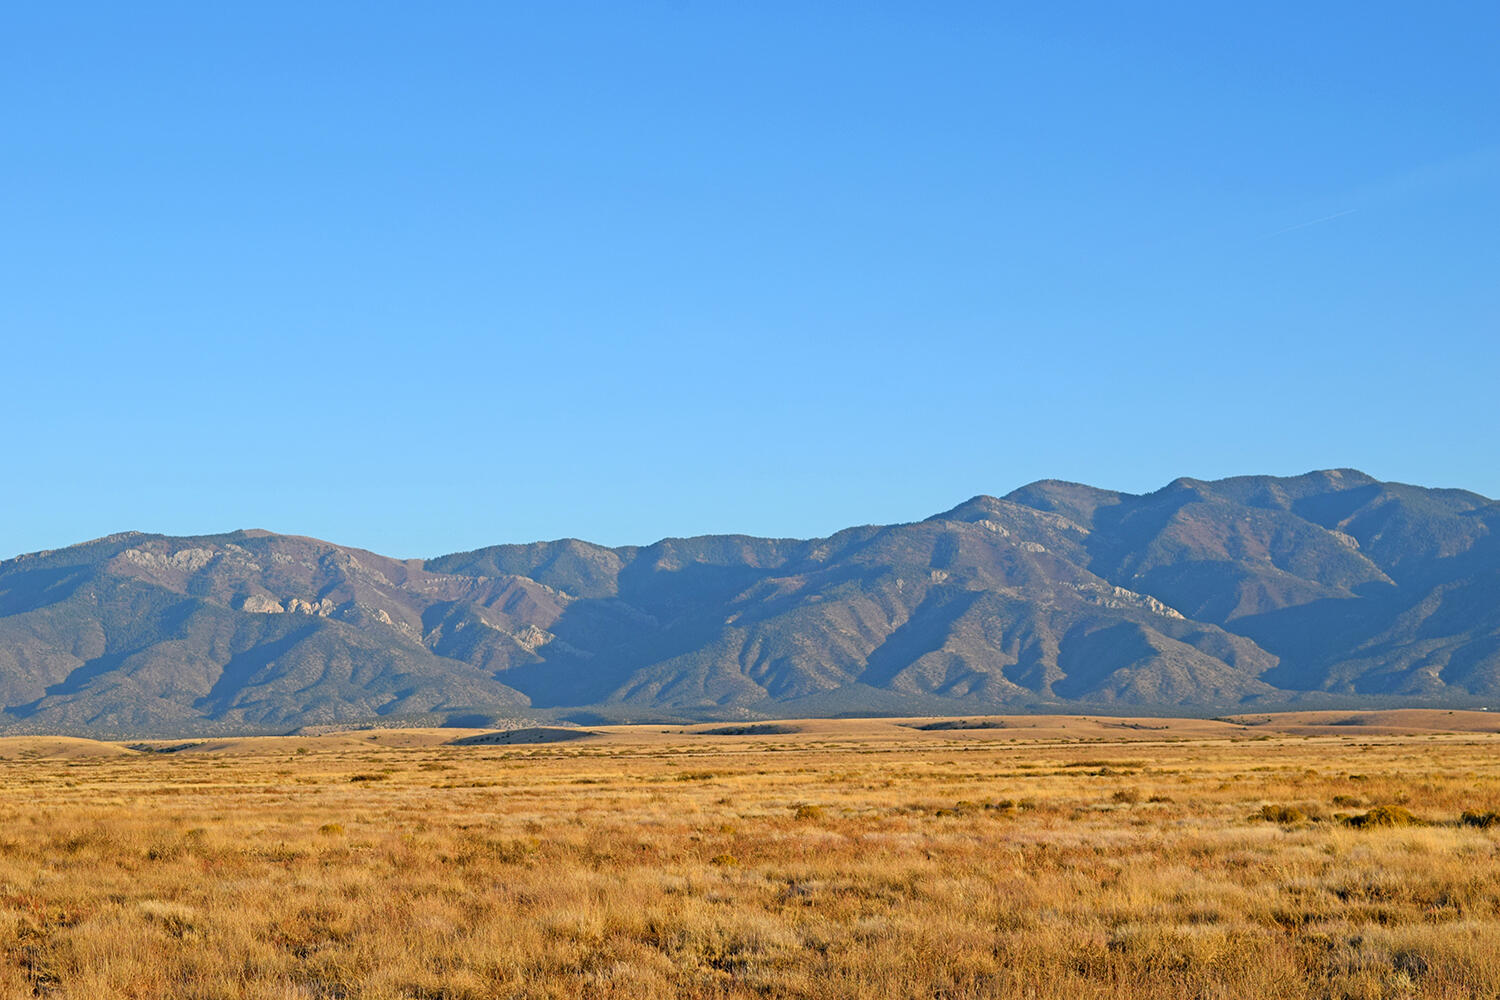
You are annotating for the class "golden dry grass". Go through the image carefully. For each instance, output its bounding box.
[0,713,1498,998]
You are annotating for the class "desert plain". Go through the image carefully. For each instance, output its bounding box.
[1,710,1498,998]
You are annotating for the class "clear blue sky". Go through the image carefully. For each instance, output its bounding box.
[4,3,1497,559]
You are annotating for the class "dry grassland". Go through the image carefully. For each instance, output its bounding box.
[1,711,1498,999]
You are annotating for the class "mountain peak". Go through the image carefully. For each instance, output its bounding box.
[1003,479,1127,529]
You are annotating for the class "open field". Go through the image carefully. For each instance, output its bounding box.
[1,711,1499,998]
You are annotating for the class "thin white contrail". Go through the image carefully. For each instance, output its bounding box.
[1266,208,1359,238]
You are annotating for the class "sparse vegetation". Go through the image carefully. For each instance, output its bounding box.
[0,717,1496,997]
[904,719,1007,731]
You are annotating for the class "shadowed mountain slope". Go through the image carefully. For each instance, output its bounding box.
[0,471,1496,734]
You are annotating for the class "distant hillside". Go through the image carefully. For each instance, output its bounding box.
[1,470,1497,735]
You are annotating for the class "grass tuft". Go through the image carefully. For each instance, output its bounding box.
[1256,803,1305,824]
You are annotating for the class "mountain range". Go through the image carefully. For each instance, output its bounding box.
[1,469,1497,735]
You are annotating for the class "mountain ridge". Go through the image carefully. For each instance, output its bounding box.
[1,470,1496,736]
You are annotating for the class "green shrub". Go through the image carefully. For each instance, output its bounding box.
[1343,805,1421,828]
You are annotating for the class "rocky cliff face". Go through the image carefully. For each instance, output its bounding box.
[0,470,1496,734]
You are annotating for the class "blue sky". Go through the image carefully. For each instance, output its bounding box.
[3,3,1497,559]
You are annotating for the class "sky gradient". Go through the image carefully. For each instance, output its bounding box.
[4,3,1497,559]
